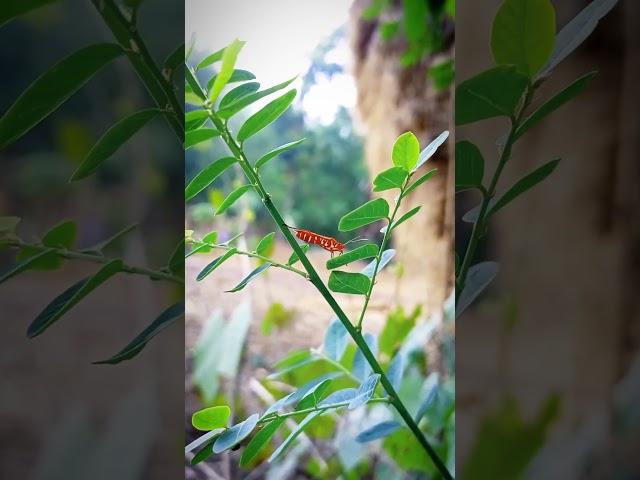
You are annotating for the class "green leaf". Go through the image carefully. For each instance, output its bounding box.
[217,76,297,119]
[428,60,455,91]
[295,378,335,411]
[226,263,271,292]
[328,271,371,295]
[415,383,439,422]
[71,109,159,180]
[353,333,378,380]
[202,231,218,244]
[240,418,286,466]
[28,260,122,338]
[215,185,252,215]
[456,141,485,190]
[43,220,77,248]
[255,138,306,170]
[456,65,529,125]
[515,72,596,139]
[319,388,357,406]
[355,421,402,443]
[197,248,237,281]
[457,262,499,317]
[167,239,184,276]
[94,302,184,364]
[414,131,449,172]
[402,168,437,198]
[0,248,55,285]
[237,89,297,142]
[185,429,224,454]
[192,406,231,431]
[392,132,420,171]
[184,128,220,150]
[196,47,225,70]
[190,441,215,465]
[491,0,556,76]
[541,0,618,75]
[213,414,259,453]
[387,352,406,390]
[185,109,208,129]
[338,198,389,232]
[185,67,205,100]
[0,0,59,28]
[0,44,123,148]
[384,206,421,233]
[163,43,184,73]
[348,374,381,409]
[207,69,256,92]
[255,232,275,257]
[82,223,137,253]
[209,39,245,102]
[323,319,348,361]
[287,244,309,266]
[491,159,560,216]
[268,411,322,462]
[373,167,408,192]
[361,249,395,278]
[185,157,236,201]
[326,244,378,270]
[219,82,260,110]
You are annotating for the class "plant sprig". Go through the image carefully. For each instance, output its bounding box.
[184,48,453,479]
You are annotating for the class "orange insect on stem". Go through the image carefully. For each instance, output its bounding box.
[283,224,366,257]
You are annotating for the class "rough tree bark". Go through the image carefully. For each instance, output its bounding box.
[349,0,454,314]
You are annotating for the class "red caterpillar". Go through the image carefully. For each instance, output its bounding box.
[285,225,364,257]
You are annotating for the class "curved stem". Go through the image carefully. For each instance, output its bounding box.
[259,397,391,425]
[91,0,184,140]
[7,239,184,285]
[356,183,406,331]
[185,67,452,480]
[202,242,309,278]
[456,85,535,301]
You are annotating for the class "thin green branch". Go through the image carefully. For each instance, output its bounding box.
[184,68,452,479]
[355,182,407,332]
[259,397,391,425]
[456,84,536,301]
[91,0,184,140]
[201,241,309,278]
[7,239,184,285]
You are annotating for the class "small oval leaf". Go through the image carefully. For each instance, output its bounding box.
[392,132,420,171]
[220,82,260,110]
[348,374,381,410]
[218,76,297,119]
[93,302,185,364]
[213,414,259,453]
[226,263,271,292]
[192,406,231,431]
[373,166,408,192]
[72,109,160,180]
[209,39,245,102]
[0,44,124,148]
[323,319,348,361]
[402,168,438,198]
[414,131,449,171]
[215,185,252,215]
[237,89,297,142]
[240,417,285,467]
[328,271,371,295]
[455,141,485,190]
[255,138,306,169]
[355,421,402,443]
[338,198,389,232]
[185,157,236,201]
[197,248,237,281]
[28,260,123,338]
[255,232,275,257]
[184,128,220,150]
[326,243,378,270]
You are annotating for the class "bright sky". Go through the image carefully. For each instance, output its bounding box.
[186,0,356,124]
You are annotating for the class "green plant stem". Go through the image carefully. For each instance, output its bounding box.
[355,182,406,331]
[203,242,309,278]
[7,239,184,285]
[185,69,452,478]
[259,397,391,425]
[91,0,184,140]
[456,85,535,302]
